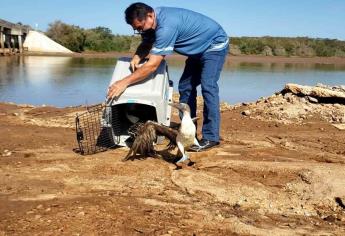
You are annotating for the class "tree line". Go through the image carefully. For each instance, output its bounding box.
[46,21,345,57]
[46,21,133,53]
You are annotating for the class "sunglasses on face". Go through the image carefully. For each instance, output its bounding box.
[133,18,147,35]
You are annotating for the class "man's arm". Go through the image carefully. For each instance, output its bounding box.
[131,42,153,72]
[135,42,152,59]
[107,54,164,99]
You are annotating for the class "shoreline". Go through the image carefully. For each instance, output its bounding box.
[1,91,345,235]
[12,51,345,65]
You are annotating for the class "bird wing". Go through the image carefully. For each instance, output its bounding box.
[123,121,178,161]
[147,121,178,144]
[147,121,179,150]
[124,122,156,161]
[191,117,199,122]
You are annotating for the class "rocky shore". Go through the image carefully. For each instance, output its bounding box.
[0,84,345,235]
[237,83,345,126]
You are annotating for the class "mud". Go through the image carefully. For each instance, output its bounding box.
[0,97,345,235]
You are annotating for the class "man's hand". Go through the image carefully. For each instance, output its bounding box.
[130,55,141,72]
[107,54,164,100]
[107,79,129,99]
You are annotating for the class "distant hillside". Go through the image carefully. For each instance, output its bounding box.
[46,21,345,57]
[230,36,345,57]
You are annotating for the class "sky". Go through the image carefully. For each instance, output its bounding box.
[1,0,345,40]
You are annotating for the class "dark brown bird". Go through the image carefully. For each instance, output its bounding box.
[122,120,178,161]
[122,103,200,163]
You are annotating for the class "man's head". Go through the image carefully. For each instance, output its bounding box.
[125,2,155,34]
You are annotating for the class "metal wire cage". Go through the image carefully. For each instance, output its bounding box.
[75,104,116,155]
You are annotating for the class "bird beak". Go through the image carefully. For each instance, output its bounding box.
[168,102,184,111]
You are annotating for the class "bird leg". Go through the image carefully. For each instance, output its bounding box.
[122,149,134,162]
[148,151,164,160]
[176,142,189,163]
[193,137,200,147]
[176,153,189,163]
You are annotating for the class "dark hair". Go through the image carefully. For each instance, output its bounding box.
[125,2,153,24]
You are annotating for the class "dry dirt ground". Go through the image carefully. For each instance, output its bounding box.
[0,97,345,235]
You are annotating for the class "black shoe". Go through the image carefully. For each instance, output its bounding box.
[189,139,220,152]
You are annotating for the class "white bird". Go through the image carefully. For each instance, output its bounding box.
[170,103,200,164]
[123,102,200,164]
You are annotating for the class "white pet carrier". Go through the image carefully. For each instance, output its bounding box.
[76,57,174,154]
[103,57,173,147]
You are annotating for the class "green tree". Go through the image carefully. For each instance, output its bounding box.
[45,20,345,56]
[46,20,85,52]
[83,27,132,52]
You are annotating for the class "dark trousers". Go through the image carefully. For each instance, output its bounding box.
[178,46,228,142]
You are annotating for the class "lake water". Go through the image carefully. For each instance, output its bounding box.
[1,56,345,107]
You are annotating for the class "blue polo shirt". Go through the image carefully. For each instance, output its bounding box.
[143,7,228,56]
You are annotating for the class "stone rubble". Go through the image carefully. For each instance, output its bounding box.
[233,83,345,124]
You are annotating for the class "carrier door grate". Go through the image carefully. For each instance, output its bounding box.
[75,104,116,155]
